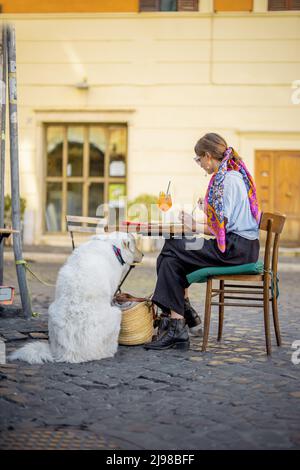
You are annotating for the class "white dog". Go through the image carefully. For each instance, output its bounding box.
[10,231,143,364]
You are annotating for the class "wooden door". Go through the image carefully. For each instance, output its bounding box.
[255,150,300,246]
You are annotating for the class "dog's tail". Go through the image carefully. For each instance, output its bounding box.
[9,341,54,364]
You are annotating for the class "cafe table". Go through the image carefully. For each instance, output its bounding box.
[106,221,198,238]
[0,228,19,244]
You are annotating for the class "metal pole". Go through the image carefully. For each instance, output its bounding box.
[0,24,7,285]
[6,24,32,318]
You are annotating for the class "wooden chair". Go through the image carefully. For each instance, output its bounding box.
[0,228,19,245]
[66,215,108,250]
[201,212,286,355]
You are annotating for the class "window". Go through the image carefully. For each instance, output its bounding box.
[45,124,127,233]
[214,0,253,11]
[139,0,199,11]
[268,0,300,10]
[161,0,177,10]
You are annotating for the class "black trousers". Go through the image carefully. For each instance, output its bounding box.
[152,232,260,317]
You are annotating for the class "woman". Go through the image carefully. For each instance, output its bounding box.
[145,133,261,351]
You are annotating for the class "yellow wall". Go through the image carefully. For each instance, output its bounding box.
[1,0,139,14]
[1,10,300,244]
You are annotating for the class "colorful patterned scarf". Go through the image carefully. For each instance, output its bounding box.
[204,147,261,253]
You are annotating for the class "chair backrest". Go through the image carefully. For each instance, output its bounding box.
[259,212,286,275]
[66,215,108,250]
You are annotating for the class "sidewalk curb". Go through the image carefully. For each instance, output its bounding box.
[4,251,300,271]
[4,251,158,266]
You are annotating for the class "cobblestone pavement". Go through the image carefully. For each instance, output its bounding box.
[0,254,300,450]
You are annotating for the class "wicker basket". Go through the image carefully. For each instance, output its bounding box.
[115,293,155,346]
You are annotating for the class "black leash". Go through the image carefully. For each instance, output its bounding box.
[114,264,136,297]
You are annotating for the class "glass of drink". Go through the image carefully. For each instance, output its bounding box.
[158,191,172,212]
[158,191,172,226]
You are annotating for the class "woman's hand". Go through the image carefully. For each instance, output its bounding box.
[197,197,204,210]
[178,210,196,230]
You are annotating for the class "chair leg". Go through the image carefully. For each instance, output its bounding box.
[217,280,224,341]
[202,278,212,352]
[263,278,272,355]
[272,294,282,347]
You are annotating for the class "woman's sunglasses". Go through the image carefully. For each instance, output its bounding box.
[193,154,204,163]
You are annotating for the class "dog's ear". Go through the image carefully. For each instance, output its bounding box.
[121,239,136,258]
[121,240,130,251]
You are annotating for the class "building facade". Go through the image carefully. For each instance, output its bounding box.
[1,0,300,245]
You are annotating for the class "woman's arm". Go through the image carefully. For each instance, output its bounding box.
[178,211,212,236]
[197,217,228,235]
[194,221,212,236]
[179,211,228,236]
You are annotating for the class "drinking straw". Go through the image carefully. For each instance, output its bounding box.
[166,180,171,195]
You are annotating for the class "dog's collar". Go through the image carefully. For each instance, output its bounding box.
[112,244,126,266]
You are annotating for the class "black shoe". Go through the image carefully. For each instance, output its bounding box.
[184,298,202,336]
[144,318,190,351]
[156,316,170,340]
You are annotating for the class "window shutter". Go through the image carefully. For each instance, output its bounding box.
[178,0,199,10]
[268,0,300,9]
[290,0,300,8]
[268,0,288,9]
[140,0,160,10]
